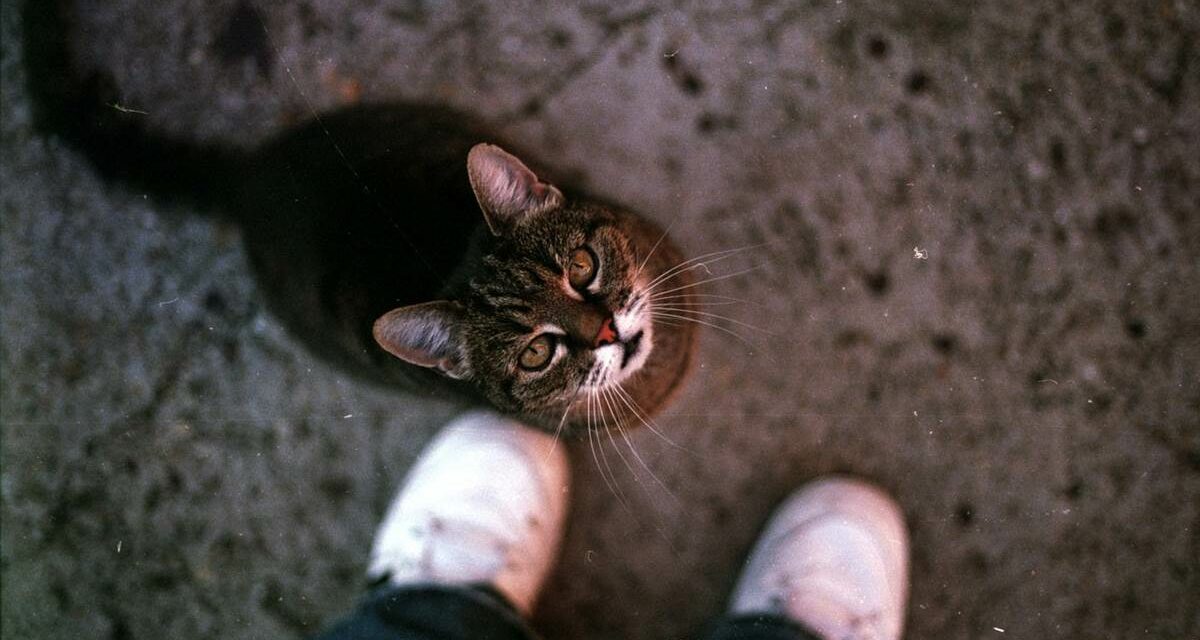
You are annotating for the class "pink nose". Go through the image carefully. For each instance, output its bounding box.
[594,317,619,347]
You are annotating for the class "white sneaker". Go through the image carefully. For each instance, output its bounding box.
[729,477,910,640]
[366,411,570,617]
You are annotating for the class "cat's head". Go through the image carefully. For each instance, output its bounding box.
[373,144,693,433]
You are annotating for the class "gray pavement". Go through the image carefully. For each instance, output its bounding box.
[2,1,1198,638]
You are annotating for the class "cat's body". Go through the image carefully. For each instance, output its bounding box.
[24,1,696,433]
[237,105,697,431]
[238,105,496,393]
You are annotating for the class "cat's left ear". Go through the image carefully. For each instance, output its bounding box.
[373,301,470,379]
[467,143,563,235]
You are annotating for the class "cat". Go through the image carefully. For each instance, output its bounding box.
[22,0,697,435]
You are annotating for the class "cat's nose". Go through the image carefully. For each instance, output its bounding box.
[594,317,619,348]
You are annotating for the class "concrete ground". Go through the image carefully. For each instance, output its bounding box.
[2,1,1198,638]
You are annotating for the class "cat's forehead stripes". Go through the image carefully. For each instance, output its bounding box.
[474,260,556,301]
[472,298,537,334]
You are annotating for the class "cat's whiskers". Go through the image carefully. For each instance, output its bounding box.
[632,221,675,282]
[650,310,763,353]
[626,293,654,325]
[650,306,773,335]
[597,389,640,490]
[650,299,742,308]
[642,245,755,291]
[653,293,747,301]
[590,361,606,391]
[594,388,683,557]
[594,390,634,511]
[648,264,763,298]
[647,293,751,307]
[611,382,692,455]
[586,391,631,512]
[641,245,760,296]
[544,386,582,465]
[640,257,773,357]
[600,387,680,505]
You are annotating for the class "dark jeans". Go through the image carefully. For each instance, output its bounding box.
[315,584,821,640]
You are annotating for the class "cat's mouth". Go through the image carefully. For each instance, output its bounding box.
[620,330,644,369]
[596,300,653,388]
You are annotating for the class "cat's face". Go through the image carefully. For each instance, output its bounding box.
[374,144,691,433]
[462,202,656,418]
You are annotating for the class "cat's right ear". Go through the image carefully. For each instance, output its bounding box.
[373,301,470,379]
[467,143,563,235]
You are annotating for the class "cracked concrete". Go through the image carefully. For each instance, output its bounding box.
[2,1,1198,638]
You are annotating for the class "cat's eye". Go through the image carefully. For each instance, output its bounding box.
[518,334,555,371]
[567,247,598,290]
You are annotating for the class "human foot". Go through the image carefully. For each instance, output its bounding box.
[366,411,570,616]
[729,477,909,640]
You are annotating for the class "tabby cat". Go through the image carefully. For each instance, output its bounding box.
[23,0,696,434]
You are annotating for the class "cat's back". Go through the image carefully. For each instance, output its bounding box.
[236,104,493,392]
